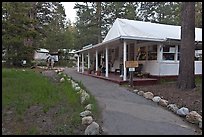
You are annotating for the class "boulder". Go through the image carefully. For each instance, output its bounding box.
[82,116,93,125]
[60,77,65,82]
[72,82,78,88]
[186,111,202,124]
[84,122,100,135]
[77,89,85,95]
[133,89,139,93]
[199,120,202,129]
[75,86,81,91]
[152,96,161,103]
[137,91,144,96]
[80,110,92,117]
[85,104,93,111]
[81,92,90,104]
[143,92,154,99]
[176,107,189,116]
[167,104,179,113]
[159,99,168,107]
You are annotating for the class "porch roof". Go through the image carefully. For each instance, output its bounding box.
[75,18,202,53]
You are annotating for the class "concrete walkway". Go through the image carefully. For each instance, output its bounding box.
[64,68,198,135]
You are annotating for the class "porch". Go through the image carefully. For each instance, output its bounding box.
[79,70,158,86]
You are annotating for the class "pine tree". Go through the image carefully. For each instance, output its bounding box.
[177,2,196,90]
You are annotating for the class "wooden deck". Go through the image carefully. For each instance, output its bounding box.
[79,71,158,86]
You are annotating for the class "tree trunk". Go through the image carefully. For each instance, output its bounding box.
[96,2,101,43]
[177,2,195,90]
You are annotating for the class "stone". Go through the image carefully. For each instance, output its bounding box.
[60,77,65,82]
[143,92,154,99]
[176,107,189,116]
[85,104,93,110]
[80,110,92,117]
[186,111,202,124]
[137,91,144,96]
[81,92,90,104]
[77,89,84,95]
[75,86,81,91]
[159,99,168,107]
[84,122,100,135]
[72,83,78,88]
[133,89,139,93]
[82,116,93,125]
[152,96,161,103]
[199,120,202,129]
[167,104,179,113]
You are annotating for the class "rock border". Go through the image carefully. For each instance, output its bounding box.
[55,68,102,135]
[131,88,202,130]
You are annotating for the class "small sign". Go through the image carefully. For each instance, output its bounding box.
[125,61,138,68]
[129,68,135,71]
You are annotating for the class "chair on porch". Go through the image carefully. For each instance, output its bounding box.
[113,60,120,74]
[134,64,143,77]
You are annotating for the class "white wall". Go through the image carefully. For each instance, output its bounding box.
[140,60,202,76]
[139,60,160,76]
[34,51,49,60]
[195,61,202,74]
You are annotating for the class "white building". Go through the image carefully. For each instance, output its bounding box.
[74,18,202,80]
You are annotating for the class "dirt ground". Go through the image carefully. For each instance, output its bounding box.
[133,82,202,116]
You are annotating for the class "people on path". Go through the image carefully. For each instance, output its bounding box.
[46,55,55,70]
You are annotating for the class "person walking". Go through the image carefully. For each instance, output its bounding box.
[46,55,51,69]
[50,56,55,69]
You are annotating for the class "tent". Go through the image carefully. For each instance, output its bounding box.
[75,18,202,80]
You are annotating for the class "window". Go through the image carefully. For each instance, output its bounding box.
[138,47,147,60]
[148,45,157,60]
[177,46,180,60]
[163,45,176,61]
[195,50,202,61]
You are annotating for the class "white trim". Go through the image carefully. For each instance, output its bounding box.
[105,47,109,77]
[82,53,84,73]
[77,55,80,72]
[88,52,90,69]
[123,41,127,81]
[96,50,98,71]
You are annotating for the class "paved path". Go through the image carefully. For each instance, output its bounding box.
[64,68,198,135]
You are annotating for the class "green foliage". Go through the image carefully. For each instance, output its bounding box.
[2,2,38,66]
[2,2,71,67]
[195,2,202,28]
[2,68,83,116]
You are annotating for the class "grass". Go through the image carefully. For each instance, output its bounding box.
[2,68,86,134]
[3,68,62,115]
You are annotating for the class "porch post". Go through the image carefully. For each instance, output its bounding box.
[88,52,90,69]
[175,45,178,61]
[77,54,80,72]
[123,40,127,81]
[157,44,163,62]
[95,50,98,71]
[105,47,109,77]
[82,53,84,73]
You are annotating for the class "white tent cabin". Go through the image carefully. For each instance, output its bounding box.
[74,18,202,81]
[34,48,59,62]
[34,48,50,60]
